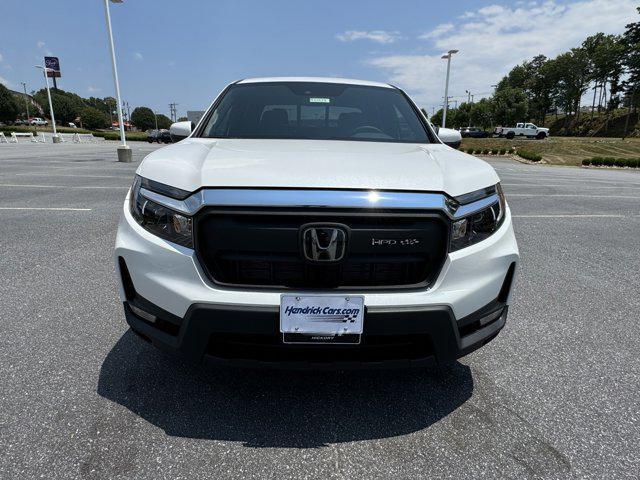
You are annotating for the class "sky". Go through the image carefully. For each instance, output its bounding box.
[0,0,637,119]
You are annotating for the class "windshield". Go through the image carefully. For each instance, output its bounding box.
[197,82,433,143]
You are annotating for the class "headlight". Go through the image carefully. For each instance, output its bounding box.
[129,175,193,248]
[450,183,506,252]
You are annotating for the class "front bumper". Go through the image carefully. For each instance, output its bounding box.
[123,291,510,369]
[115,193,519,367]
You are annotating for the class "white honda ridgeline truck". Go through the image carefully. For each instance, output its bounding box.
[115,77,519,368]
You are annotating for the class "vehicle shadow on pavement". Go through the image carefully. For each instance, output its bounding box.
[97,331,473,448]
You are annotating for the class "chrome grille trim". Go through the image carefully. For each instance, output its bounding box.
[140,187,499,220]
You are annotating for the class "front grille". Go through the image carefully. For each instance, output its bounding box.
[194,209,449,290]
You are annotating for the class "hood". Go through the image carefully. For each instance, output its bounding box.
[137,138,499,197]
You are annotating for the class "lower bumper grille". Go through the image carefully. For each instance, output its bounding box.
[194,209,448,290]
[207,333,434,363]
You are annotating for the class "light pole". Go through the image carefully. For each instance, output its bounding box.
[20,82,30,123]
[103,0,131,162]
[34,65,60,143]
[465,90,472,127]
[441,49,458,128]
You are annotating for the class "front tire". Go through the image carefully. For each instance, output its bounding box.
[536,132,547,140]
[506,131,515,140]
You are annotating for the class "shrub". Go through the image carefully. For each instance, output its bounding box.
[499,148,507,155]
[603,157,615,167]
[517,150,542,162]
[582,158,591,166]
[481,148,489,155]
[466,148,475,154]
[93,131,148,142]
[591,157,603,166]
[614,158,626,167]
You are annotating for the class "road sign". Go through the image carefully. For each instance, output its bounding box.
[44,57,61,78]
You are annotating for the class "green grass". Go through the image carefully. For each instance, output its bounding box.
[461,136,640,166]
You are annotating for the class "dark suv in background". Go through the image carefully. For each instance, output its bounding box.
[147,129,172,143]
[461,127,489,138]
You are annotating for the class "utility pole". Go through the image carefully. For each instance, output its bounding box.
[465,90,472,127]
[21,82,30,122]
[169,102,178,122]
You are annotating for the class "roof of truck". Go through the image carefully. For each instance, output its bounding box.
[237,77,395,89]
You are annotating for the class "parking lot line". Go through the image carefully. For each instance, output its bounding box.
[512,214,626,218]
[0,207,92,211]
[508,193,640,199]
[12,173,132,179]
[500,175,640,186]
[0,184,127,189]
[502,183,640,189]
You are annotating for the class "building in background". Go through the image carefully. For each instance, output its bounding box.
[187,110,205,125]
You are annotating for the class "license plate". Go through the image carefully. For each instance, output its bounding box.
[280,295,364,344]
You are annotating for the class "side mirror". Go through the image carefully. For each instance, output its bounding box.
[437,127,462,149]
[169,121,194,142]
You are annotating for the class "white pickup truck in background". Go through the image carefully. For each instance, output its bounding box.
[29,117,49,126]
[494,123,549,140]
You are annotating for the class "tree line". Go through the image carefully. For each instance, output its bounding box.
[430,7,640,134]
[0,83,173,131]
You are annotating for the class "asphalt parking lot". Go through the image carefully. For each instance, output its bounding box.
[0,141,639,480]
